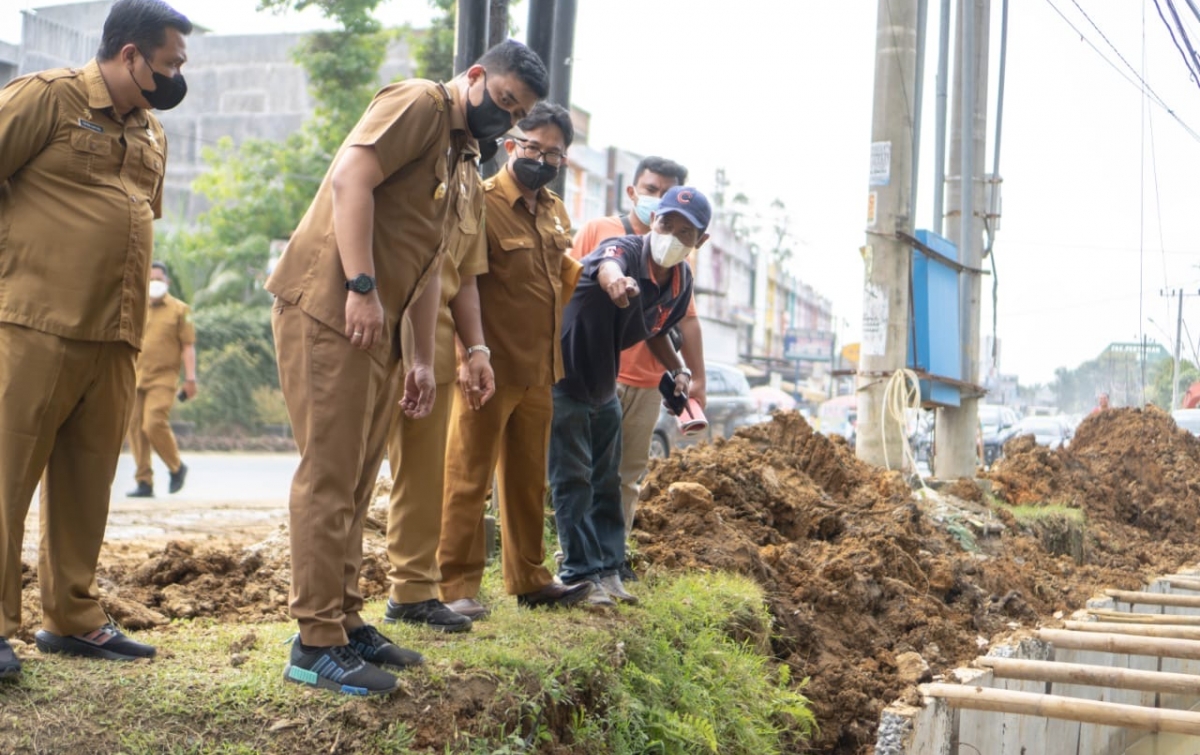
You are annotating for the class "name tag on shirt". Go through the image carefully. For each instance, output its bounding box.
[78,119,104,134]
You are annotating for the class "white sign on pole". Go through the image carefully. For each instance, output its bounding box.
[862,283,888,357]
[869,141,891,186]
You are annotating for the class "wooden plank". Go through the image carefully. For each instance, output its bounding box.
[920,684,1200,735]
[1106,589,1200,608]
[1036,628,1200,661]
[978,657,1200,695]
[1064,621,1200,640]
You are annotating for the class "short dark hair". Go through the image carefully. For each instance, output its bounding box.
[98,0,193,61]
[516,102,574,148]
[476,40,549,100]
[634,156,688,185]
[151,261,169,275]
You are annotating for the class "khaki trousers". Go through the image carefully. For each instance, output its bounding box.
[272,302,394,647]
[129,384,182,484]
[438,384,553,599]
[0,324,135,638]
[385,379,453,604]
[616,383,660,535]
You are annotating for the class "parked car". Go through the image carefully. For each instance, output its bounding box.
[649,362,757,458]
[979,403,1020,466]
[1172,408,1200,436]
[998,416,1071,450]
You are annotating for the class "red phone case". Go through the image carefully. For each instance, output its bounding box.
[676,398,708,436]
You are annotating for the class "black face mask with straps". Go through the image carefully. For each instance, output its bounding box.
[512,158,558,191]
[465,73,511,141]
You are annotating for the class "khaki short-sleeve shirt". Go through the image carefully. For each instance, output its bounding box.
[136,294,195,388]
[0,60,166,348]
[266,79,478,367]
[478,168,574,387]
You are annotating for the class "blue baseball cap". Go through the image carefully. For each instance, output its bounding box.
[656,186,712,233]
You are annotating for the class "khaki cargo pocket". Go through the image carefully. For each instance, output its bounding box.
[69,128,115,185]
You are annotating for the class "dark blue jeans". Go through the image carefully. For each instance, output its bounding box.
[549,388,625,585]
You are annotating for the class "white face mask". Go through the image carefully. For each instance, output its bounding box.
[649,230,692,268]
[148,280,169,299]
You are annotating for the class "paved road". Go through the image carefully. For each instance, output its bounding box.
[21,452,399,555]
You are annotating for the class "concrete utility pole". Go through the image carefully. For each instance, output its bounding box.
[1161,288,1186,409]
[856,0,918,469]
[525,0,576,196]
[487,0,509,48]
[934,0,990,479]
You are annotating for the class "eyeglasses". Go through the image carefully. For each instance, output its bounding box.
[513,137,566,167]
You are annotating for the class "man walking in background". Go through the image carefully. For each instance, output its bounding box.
[127,261,197,498]
[0,0,192,677]
[571,157,706,574]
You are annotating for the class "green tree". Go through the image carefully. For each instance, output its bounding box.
[413,0,455,81]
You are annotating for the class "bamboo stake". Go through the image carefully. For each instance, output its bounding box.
[977,657,1200,695]
[1105,589,1200,608]
[1167,579,1200,592]
[1037,628,1200,661]
[1064,621,1200,641]
[920,683,1200,734]
[1086,610,1200,626]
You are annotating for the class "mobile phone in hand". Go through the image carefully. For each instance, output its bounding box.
[658,372,688,416]
[177,389,188,402]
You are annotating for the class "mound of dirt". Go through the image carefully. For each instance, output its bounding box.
[634,411,1188,754]
[988,406,1200,544]
[16,522,394,643]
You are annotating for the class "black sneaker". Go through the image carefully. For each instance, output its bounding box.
[347,624,424,669]
[0,637,21,679]
[169,463,188,494]
[384,599,472,633]
[619,559,639,583]
[126,482,153,498]
[283,638,398,696]
[34,623,156,661]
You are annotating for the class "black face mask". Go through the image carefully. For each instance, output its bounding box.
[512,157,558,191]
[466,73,512,141]
[131,53,187,111]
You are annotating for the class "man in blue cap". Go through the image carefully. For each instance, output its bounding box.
[549,186,711,605]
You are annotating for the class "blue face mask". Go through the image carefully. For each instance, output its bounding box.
[633,192,661,225]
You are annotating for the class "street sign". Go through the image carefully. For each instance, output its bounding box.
[785,328,834,362]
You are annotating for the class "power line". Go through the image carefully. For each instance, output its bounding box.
[1155,0,1200,84]
[1044,0,1200,142]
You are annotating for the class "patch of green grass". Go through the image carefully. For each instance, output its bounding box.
[0,568,814,754]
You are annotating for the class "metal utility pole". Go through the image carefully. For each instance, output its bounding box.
[526,0,555,74]
[934,0,990,479]
[454,0,487,76]
[487,0,509,47]
[856,0,918,469]
[525,0,576,196]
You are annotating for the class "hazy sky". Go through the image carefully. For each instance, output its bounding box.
[4,0,1199,385]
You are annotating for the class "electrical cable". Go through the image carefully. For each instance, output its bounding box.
[1163,0,1200,81]
[1154,0,1200,84]
[879,367,925,484]
[1044,0,1200,142]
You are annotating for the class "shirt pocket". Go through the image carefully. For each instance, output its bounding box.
[136,145,165,200]
[68,129,115,185]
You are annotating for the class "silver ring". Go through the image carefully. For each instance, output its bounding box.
[353,331,363,337]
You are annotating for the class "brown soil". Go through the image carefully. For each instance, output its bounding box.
[17,407,1200,754]
[634,408,1200,754]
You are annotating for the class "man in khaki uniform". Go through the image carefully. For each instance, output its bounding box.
[438,103,593,617]
[0,0,192,679]
[266,40,547,696]
[127,261,197,498]
[382,171,489,634]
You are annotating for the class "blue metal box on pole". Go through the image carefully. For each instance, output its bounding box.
[907,229,962,407]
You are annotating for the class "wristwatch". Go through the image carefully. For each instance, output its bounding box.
[345,274,377,294]
[466,344,492,359]
[670,367,693,379]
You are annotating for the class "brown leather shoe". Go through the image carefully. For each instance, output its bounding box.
[517,580,593,609]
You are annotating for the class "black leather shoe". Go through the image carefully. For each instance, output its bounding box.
[169,463,188,494]
[384,599,472,633]
[0,637,21,679]
[127,482,154,498]
[517,580,593,609]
